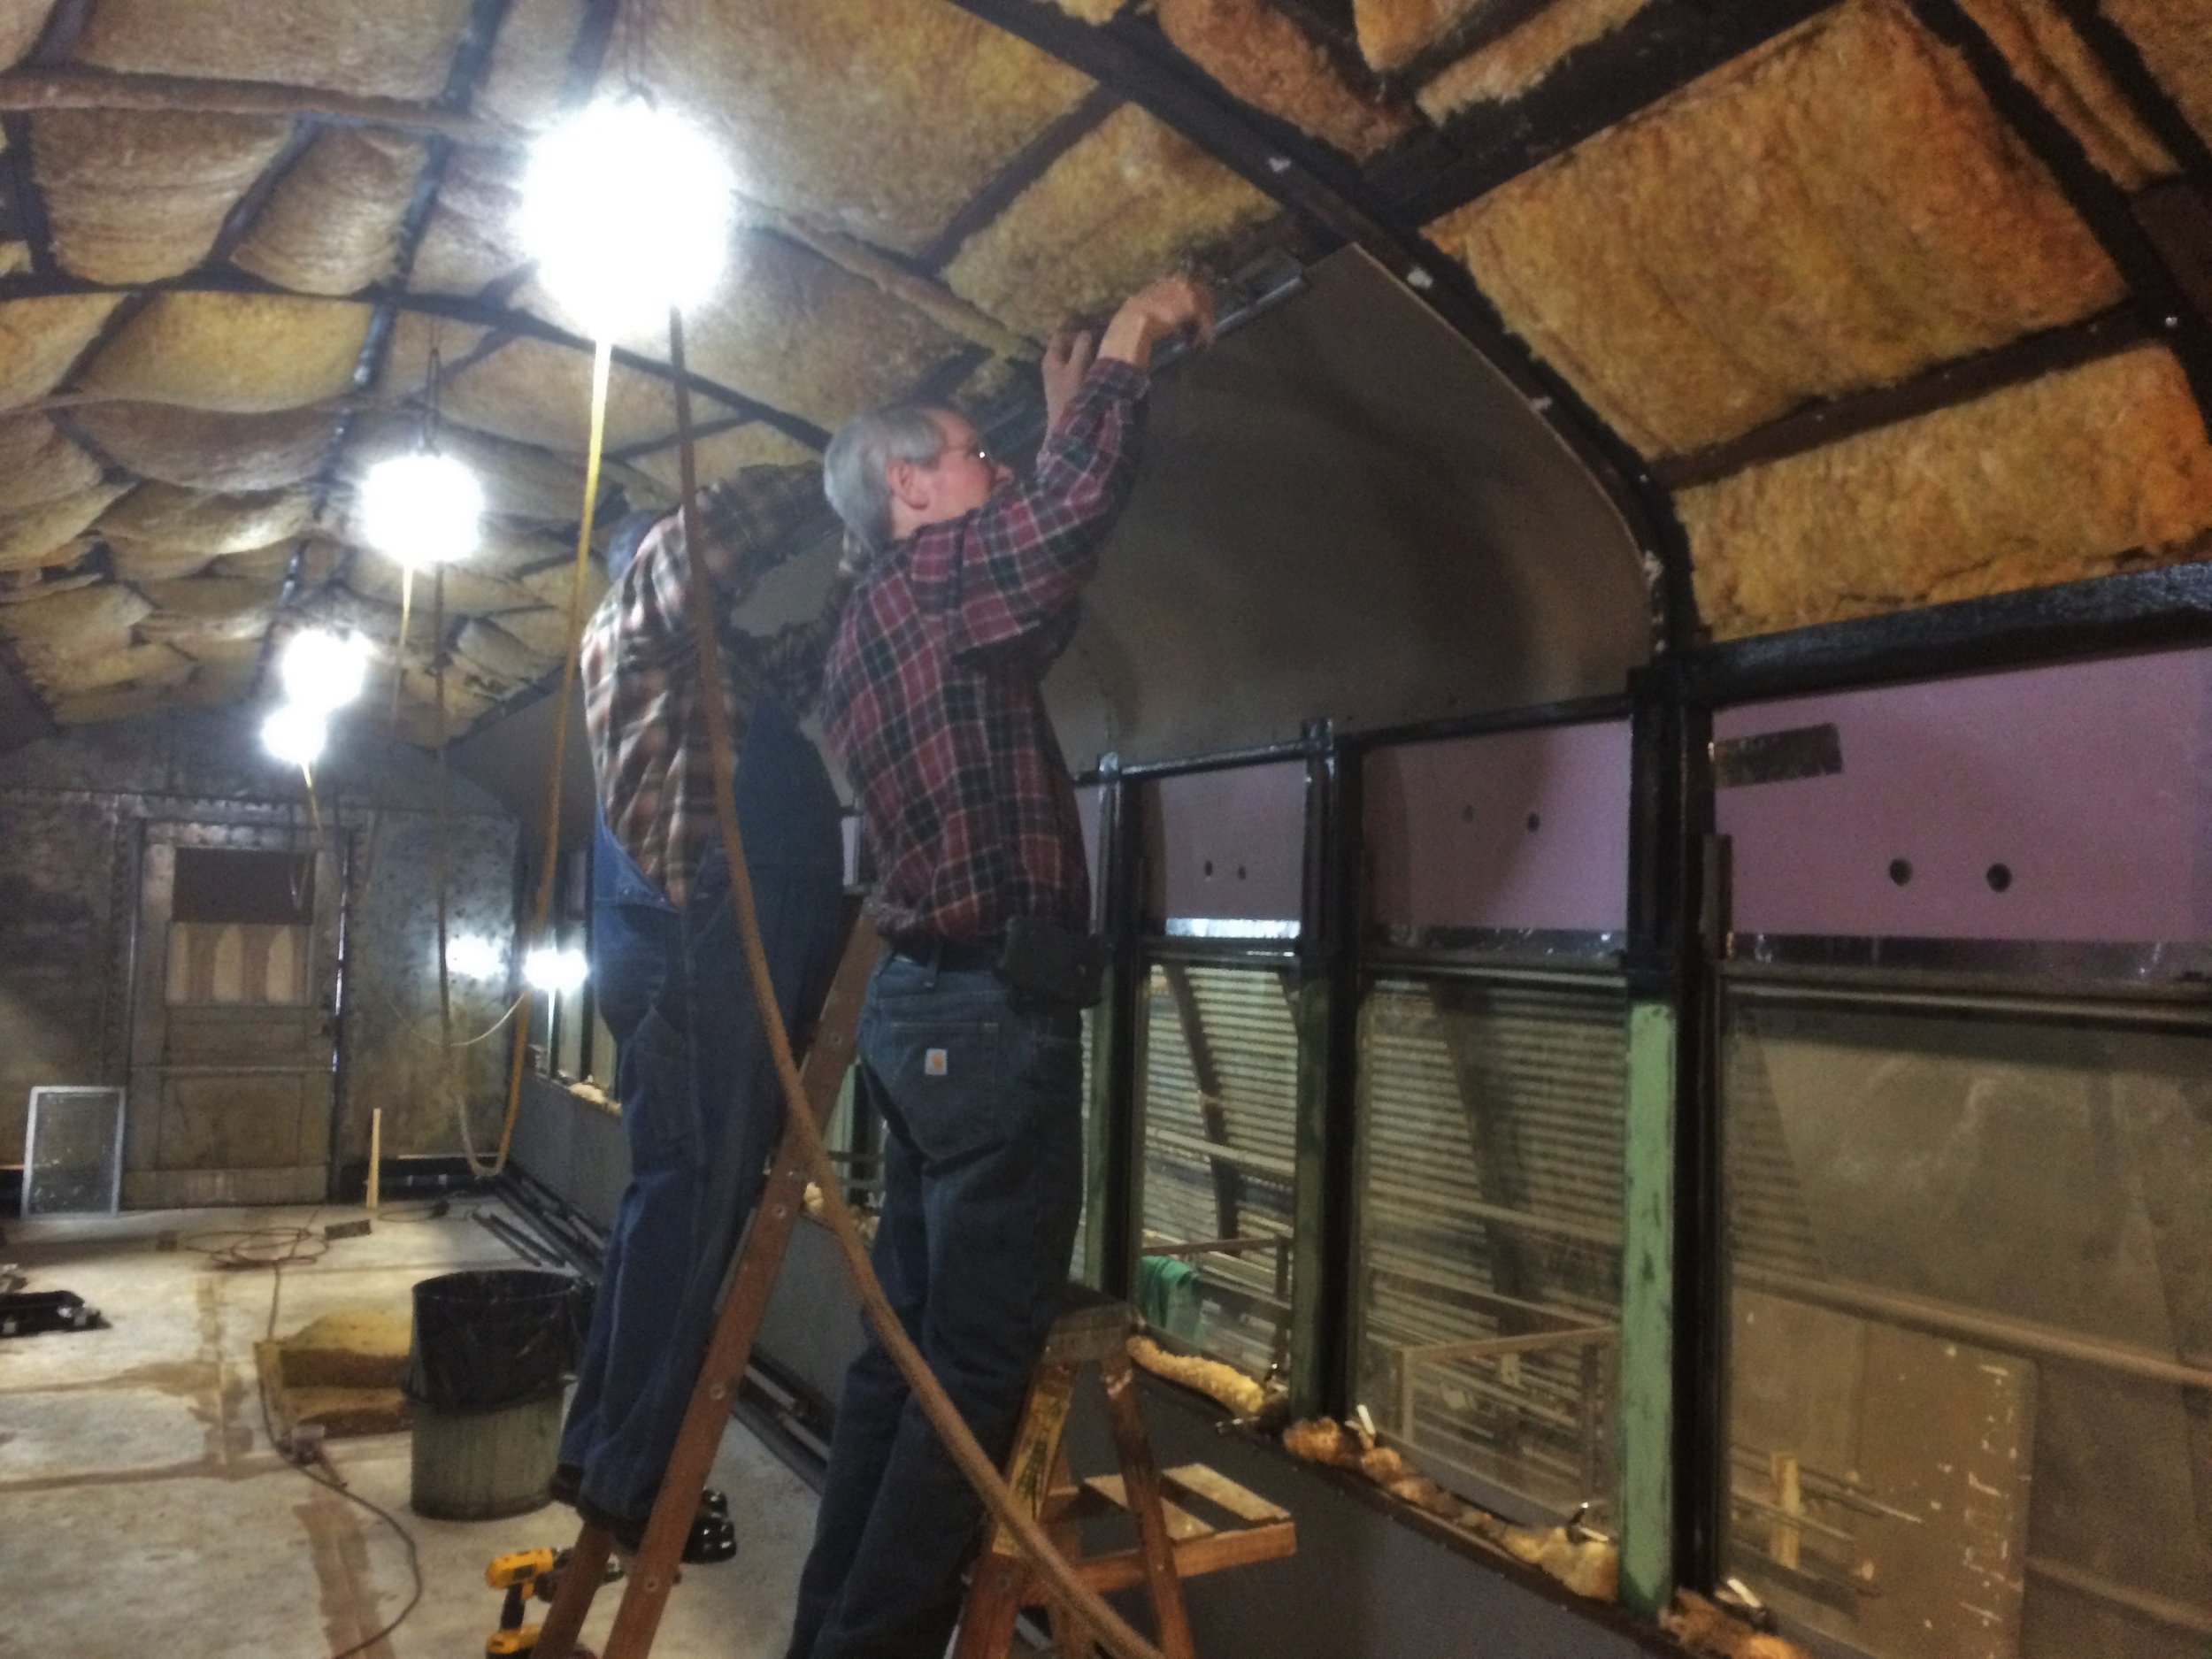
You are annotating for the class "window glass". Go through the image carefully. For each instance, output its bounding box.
[1353,973,1626,1524]
[1136,961,1300,1379]
[1724,995,2212,1659]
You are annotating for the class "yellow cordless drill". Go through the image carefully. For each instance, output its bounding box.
[485,1547,622,1657]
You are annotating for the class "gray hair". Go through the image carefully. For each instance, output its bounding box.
[822,403,946,562]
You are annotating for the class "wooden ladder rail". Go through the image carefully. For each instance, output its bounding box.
[953,1297,1197,1659]
[532,910,882,1659]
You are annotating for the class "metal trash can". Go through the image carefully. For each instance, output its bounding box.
[404,1269,584,1520]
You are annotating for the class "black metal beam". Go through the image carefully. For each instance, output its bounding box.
[563,0,626,105]
[915,85,1122,273]
[2046,0,2212,193]
[206,119,322,268]
[1679,557,2212,703]
[1907,0,2212,419]
[0,113,55,275]
[942,0,1694,651]
[1375,0,1839,224]
[1651,305,2149,491]
[27,0,90,67]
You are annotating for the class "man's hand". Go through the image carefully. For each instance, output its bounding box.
[1097,275,1216,373]
[1041,327,1097,434]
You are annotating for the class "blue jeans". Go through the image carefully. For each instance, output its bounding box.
[788,954,1086,1659]
[559,695,846,1522]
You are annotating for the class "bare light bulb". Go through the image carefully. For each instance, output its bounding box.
[524,944,589,995]
[262,704,326,767]
[360,450,483,567]
[518,96,734,339]
[278,629,370,715]
[443,934,507,982]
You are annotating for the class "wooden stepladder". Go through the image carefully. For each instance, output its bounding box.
[531,910,881,1659]
[953,1290,1298,1659]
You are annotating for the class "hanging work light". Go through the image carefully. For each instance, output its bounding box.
[261,703,327,768]
[443,934,508,982]
[518,95,735,339]
[277,628,371,715]
[359,450,484,567]
[524,944,589,995]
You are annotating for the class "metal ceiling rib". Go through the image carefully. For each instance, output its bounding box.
[939,0,1695,653]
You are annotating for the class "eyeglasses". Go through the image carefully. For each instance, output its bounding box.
[942,439,994,468]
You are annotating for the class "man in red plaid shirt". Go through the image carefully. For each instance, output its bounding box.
[790,274,1214,1659]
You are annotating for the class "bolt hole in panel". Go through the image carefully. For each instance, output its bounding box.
[1714,646,2212,956]
[1141,762,1307,938]
[1363,721,1631,949]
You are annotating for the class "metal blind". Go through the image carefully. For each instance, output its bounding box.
[1355,975,1626,1521]
[1138,960,1300,1379]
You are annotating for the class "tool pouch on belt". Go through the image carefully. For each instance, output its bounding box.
[996,915,1108,1009]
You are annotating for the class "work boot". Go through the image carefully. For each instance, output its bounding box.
[551,1465,727,1523]
[576,1489,739,1564]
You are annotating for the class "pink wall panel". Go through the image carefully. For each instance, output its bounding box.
[1715,647,2212,942]
[1073,782,1104,927]
[1141,761,1308,927]
[1363,721,1631,934]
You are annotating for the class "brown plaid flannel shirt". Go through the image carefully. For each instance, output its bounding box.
[581,465,848,908]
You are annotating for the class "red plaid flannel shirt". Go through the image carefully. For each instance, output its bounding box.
[582,465,847,907]
[822,358,1150,944]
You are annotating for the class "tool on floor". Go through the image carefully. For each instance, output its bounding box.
[953,1290,1297,1659]
[486,1545,623,1658]
[0,1285,104,1338]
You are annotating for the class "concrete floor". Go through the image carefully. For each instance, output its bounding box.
[0,1200,820,1659]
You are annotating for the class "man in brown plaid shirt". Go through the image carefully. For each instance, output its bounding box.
[553,467,850,1558]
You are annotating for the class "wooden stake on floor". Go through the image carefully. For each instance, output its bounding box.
[366,1108,381,1211]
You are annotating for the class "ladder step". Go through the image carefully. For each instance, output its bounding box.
[1079,1475,1215,1540]
[1072,1520,1298,1594]
[1161,1463,1289,1525]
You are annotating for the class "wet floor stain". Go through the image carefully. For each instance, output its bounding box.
[296,1486,397,1659]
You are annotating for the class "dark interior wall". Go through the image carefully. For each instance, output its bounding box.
[0,708,519,1178]
[1046,249,1653,767]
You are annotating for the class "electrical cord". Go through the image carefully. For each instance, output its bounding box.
[242,1208,427,1659]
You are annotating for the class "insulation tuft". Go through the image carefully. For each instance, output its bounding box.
[438,336,701,456]
[1957,0,2174,188]
[77,293,373,413]
[1680,345,2212,637]
[0,296,126,411]
[0,416,104,513]
[35,111,294,285]
[639,0,1095,256]
[233,128,430,296]
[1355,0,1482,73]
[98,484,315,555]
[1427,0,2125,457]
[2102,0,2212,145]
[1418,0,1655,122]
[71,402,342,492]
[632,236,963,430]
[408,150,530,296]
[0,482,130,572]
[0,4,54,70]
[1158,0,1413,160]
[480,0,586,130]
[74,0,477,102]
[944,104,1275,340]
